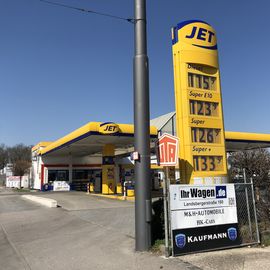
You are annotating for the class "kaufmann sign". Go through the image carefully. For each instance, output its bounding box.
[170,184,240,255]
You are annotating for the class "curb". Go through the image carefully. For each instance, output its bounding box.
[88,193,135,202]
[21,195,58,208]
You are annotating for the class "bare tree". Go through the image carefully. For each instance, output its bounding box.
[229,149,270,224]
[0,144,8,170]
[229,149,270,185]
[9,144,32,188]
[8,144,32,162]
[12,160,31,188]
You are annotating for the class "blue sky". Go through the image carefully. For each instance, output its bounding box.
[1,0,270,146]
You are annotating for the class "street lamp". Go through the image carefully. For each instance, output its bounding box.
[133,0,152,251]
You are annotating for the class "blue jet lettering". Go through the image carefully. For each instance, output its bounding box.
[104,126,116,132]
[185,26,215,43]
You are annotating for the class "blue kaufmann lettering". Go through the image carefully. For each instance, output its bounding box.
[185,26,215,42]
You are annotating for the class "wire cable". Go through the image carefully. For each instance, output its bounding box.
[39,0,135,23]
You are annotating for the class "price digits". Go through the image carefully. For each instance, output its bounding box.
[188,73,216,90]
[191,128,221,144]
[190,100,219,116]
[193,156,223,171]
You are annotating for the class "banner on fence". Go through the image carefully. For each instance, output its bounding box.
[6,176,28,188]
[170,184,240,255]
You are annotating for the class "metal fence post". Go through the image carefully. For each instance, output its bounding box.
[163,167,170,257]
[250,177,260,243]
[243,169,253,240]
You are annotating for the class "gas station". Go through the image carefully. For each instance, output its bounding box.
[30,17,270,255]
[31,122,158,194]
[30,17,270,196]
[31,115,270,194]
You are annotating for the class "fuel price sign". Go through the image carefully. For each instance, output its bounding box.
[171,20,228,184]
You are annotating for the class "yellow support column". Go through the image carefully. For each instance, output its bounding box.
[102,144,115,194]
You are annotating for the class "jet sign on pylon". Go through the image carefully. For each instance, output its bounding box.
[158,133,179,166]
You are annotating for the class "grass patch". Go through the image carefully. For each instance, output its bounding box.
[261,230,270,246]
[151,239,165,254]
[14,188,31,192]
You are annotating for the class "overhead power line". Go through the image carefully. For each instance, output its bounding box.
[40,0,135,23]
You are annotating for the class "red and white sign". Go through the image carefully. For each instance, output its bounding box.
[6,176,20,188]
[158,133,179,166]
[6,176,28,188]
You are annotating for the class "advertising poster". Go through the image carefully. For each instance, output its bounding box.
[6,176,20,188]
[170,184,240,255]
[53,181,70,191]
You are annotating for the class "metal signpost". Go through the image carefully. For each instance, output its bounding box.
[158,133,179,257]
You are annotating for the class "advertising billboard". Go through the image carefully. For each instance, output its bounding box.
[171,20,228,184]
[170,184,240,255]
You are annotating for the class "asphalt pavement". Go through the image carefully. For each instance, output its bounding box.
[0,189,196,270]
[0,187,270,270]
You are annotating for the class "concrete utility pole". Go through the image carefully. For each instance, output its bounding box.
[133,0,152,251]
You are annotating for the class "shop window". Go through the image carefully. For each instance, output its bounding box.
[72,170,92,180]
[48,170,69,181]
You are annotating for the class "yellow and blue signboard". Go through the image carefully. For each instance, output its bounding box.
[99,122,119,134]
[172,20,227,184]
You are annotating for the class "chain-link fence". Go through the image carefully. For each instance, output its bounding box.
[254,183,270,226]
[234,181,260,246]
